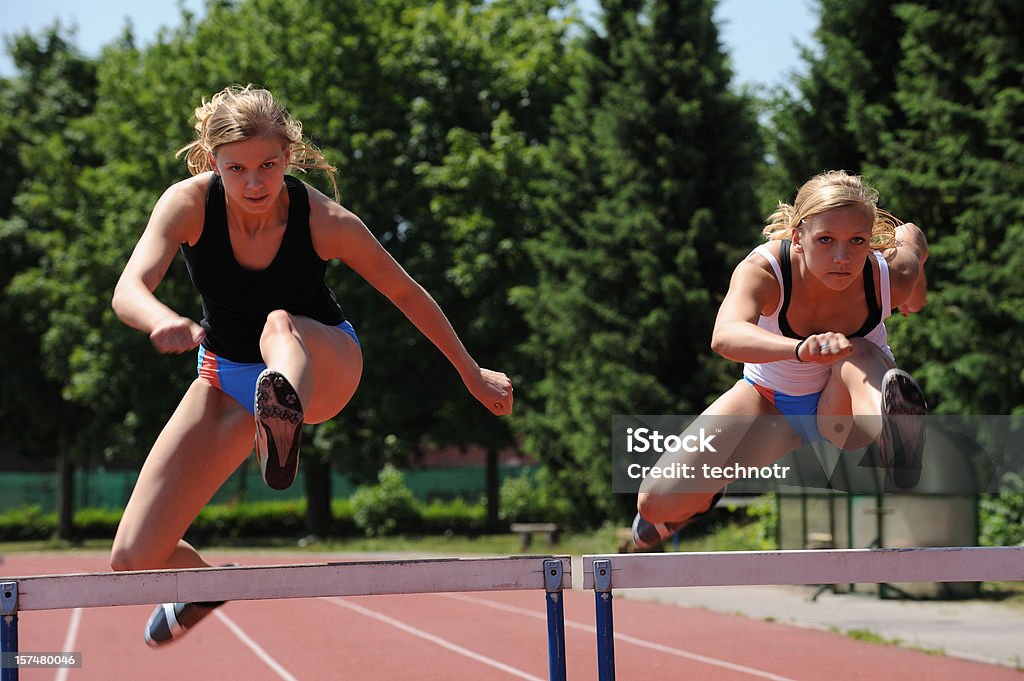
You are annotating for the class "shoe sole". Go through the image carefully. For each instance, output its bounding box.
[880,369,927,490]
[255,369,304,490]
[144,601,223,648]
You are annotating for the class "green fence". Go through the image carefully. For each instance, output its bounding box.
[0,463,530,512]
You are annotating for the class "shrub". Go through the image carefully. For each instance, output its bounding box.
[349,465,420,536]
[0,506,55,541]
[980,475,1024,546]
[419,497,488,534]
[498,467,572,526]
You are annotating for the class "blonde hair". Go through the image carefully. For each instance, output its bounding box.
[177,84,339,201]
[763,170,900,249]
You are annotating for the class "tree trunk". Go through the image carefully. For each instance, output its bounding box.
[303,457,333,537]
[56,433,75,541]
[486,447,500,531]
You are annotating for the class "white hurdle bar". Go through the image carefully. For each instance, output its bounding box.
[583,546,1024,681]
[1,555,571,681]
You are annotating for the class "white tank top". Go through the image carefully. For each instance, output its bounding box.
[742,244,895,396]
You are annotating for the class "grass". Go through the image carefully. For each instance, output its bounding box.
[0,517,766,558]
[0,525,627,558]
[829,627,947,657]
[978,580,1024,610]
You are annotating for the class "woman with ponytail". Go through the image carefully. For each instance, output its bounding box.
[632,170,929,549]
[109,85,513,645]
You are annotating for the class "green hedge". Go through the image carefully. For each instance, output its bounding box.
[0,465,584,542]
[0,495,490,543]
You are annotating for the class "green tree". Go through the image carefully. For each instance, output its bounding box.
[870,1,1024,415]
[764,0,908,204]
[0,26,101,539]
[516,0,763,524]
[2,1,575,534]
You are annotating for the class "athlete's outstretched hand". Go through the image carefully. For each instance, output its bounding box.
[149,315,206,354]
[466,368,514,416]
[796,332,854,365]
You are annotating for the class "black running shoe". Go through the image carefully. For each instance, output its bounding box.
[879,368,927,490]
[144,601,224,648]
[254,369,304,490]
[632,490,725,550]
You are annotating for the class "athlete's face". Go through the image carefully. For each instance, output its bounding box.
[210,135,290,215]
[792,204,874,291]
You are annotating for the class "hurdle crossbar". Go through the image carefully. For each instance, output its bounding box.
[582,546,1024,681]
[1,555,570,681]
[583,546,1024,589]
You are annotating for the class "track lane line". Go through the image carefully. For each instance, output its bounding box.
[53,607,82,681]
[442,593,801,681]
[324,597,545,681]
[213,609,301,681]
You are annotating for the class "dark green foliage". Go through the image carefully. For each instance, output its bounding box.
[350,465,421,536]
[514,0,763,523]
[498,468,574,526]
[769,0,1024,418]
[5,0,1021,534]
[871,1,1024,416]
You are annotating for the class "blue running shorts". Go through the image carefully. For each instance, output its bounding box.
[197,320,359,415]
[745,377,824,445]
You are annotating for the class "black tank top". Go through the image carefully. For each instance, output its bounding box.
[180,174,345,362]
[777,239,880,339]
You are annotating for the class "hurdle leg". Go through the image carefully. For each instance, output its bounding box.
[1,582,19,681]
[543,559,567,681]
[593,559,615,681]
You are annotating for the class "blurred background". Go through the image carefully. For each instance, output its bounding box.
[0,0,1021,555]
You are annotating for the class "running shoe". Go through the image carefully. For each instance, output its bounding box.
[879,368,927,490]
[144,601,224,648]
[632,490,725,550]
[254,369,304,490]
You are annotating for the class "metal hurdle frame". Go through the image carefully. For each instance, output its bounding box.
[1,555,570,681]
[583,546,1024,681]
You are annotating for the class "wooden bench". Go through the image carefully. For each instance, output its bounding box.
[510,523,560,550]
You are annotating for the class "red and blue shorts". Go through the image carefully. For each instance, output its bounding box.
[197,320,359,415]
[745,377,824,445]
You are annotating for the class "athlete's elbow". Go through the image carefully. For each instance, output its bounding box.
[111,281,128,318]
[110,278,142,324]
[710,330,731,358]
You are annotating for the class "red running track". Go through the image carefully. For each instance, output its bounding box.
[2,552,1019,681]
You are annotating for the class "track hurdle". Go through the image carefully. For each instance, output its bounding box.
[0,555,570,681]
[583,546,1024,681]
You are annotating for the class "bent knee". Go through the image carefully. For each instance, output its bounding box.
[110,544,164,572]
[838,338,892,368]
[263,309,296,334]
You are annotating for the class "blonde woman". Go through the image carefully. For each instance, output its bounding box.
[110,85,513,645]
[633,170,928,549]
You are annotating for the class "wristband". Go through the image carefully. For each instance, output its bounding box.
[794,339,807,362]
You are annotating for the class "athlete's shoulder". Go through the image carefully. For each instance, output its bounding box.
[301,181,371,261]
[303,181,363,229]
[737,240,783,278]
[150,173,214,245]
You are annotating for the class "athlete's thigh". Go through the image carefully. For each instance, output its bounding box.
[292,317,364,423]
[818,339,895,447]
[818,339,895,416]
[640,380,801,497]
[113,380,254,565]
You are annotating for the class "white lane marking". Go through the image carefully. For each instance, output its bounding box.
[53,607,82,681]
[325,597,545,681]
[443,593,801,681]
[214,609,301,681]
